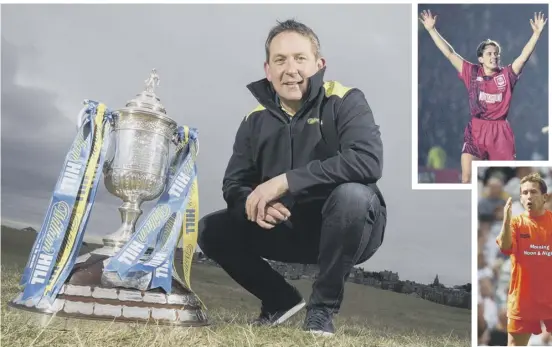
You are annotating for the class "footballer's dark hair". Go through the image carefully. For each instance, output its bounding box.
[476,39,501,58]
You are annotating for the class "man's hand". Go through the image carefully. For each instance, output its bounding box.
[504,197,512,221]
[512,12,547,74]
[530,11,547,34]
[246,174,289,222]
[419,9,437,31]
[419,9,463,73]
[497,197,514,251]
[256,202,291,230]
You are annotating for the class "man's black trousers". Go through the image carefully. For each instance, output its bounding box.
[198,183,387,313]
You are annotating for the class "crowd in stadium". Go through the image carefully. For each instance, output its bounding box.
[418,4,548,170]
[477,167,552,346]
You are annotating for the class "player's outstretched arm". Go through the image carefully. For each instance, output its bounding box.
[497,198,514,251]
[419,9,465,73]
[512,12,547,75]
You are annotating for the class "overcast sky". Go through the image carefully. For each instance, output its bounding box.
[1,4,471,286]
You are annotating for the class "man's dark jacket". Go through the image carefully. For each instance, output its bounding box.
[222,67,385,219]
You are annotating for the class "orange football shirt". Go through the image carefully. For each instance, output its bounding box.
[497,210,552,321]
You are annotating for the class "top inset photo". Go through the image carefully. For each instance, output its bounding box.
[415,3,549,188]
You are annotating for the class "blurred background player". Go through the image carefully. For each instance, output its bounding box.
[419,8,547,183]
[426,144,447,169]
[478,169,552,346]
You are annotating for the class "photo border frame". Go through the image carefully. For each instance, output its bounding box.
[412,1,551,191]
[470,159,552,347]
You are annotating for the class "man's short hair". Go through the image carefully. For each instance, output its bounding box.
[476,39,501,58]
[265,19,321,62]
[520,172,548,194]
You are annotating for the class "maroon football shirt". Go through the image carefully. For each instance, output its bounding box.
[458,60,520,120]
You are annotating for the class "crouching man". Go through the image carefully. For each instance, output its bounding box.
[199,19,387,337]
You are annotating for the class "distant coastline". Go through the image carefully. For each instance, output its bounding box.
[1,224,470,290]
[1,220,107,245]
[1,218,40,231]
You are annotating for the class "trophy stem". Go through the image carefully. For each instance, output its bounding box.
[103,200,142,250]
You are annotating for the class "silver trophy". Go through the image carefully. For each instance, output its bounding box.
[8,70,208,328]
[102,69,176,250]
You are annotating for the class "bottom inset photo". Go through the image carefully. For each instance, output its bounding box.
[476,166,552,346]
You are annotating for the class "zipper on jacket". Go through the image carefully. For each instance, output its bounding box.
[287,105,309,170]
[288,115,294,169]
[281,101,308,170]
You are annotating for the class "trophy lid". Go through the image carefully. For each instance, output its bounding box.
[120,69,172,119]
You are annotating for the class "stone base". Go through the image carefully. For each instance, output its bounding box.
[8,249,209,328]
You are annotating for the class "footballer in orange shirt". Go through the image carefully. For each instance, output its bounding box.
[496,172,552,346]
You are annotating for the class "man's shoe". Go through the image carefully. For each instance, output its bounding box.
[249,299,306,327]
[302,307,335,336]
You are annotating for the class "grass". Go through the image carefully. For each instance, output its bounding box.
[1,226,471,346]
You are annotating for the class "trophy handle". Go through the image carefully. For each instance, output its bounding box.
[172,126,184,146]
[76,100,117,132]
[165,126,184,186]
[76,104,88,131]
[103,121,117,175]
